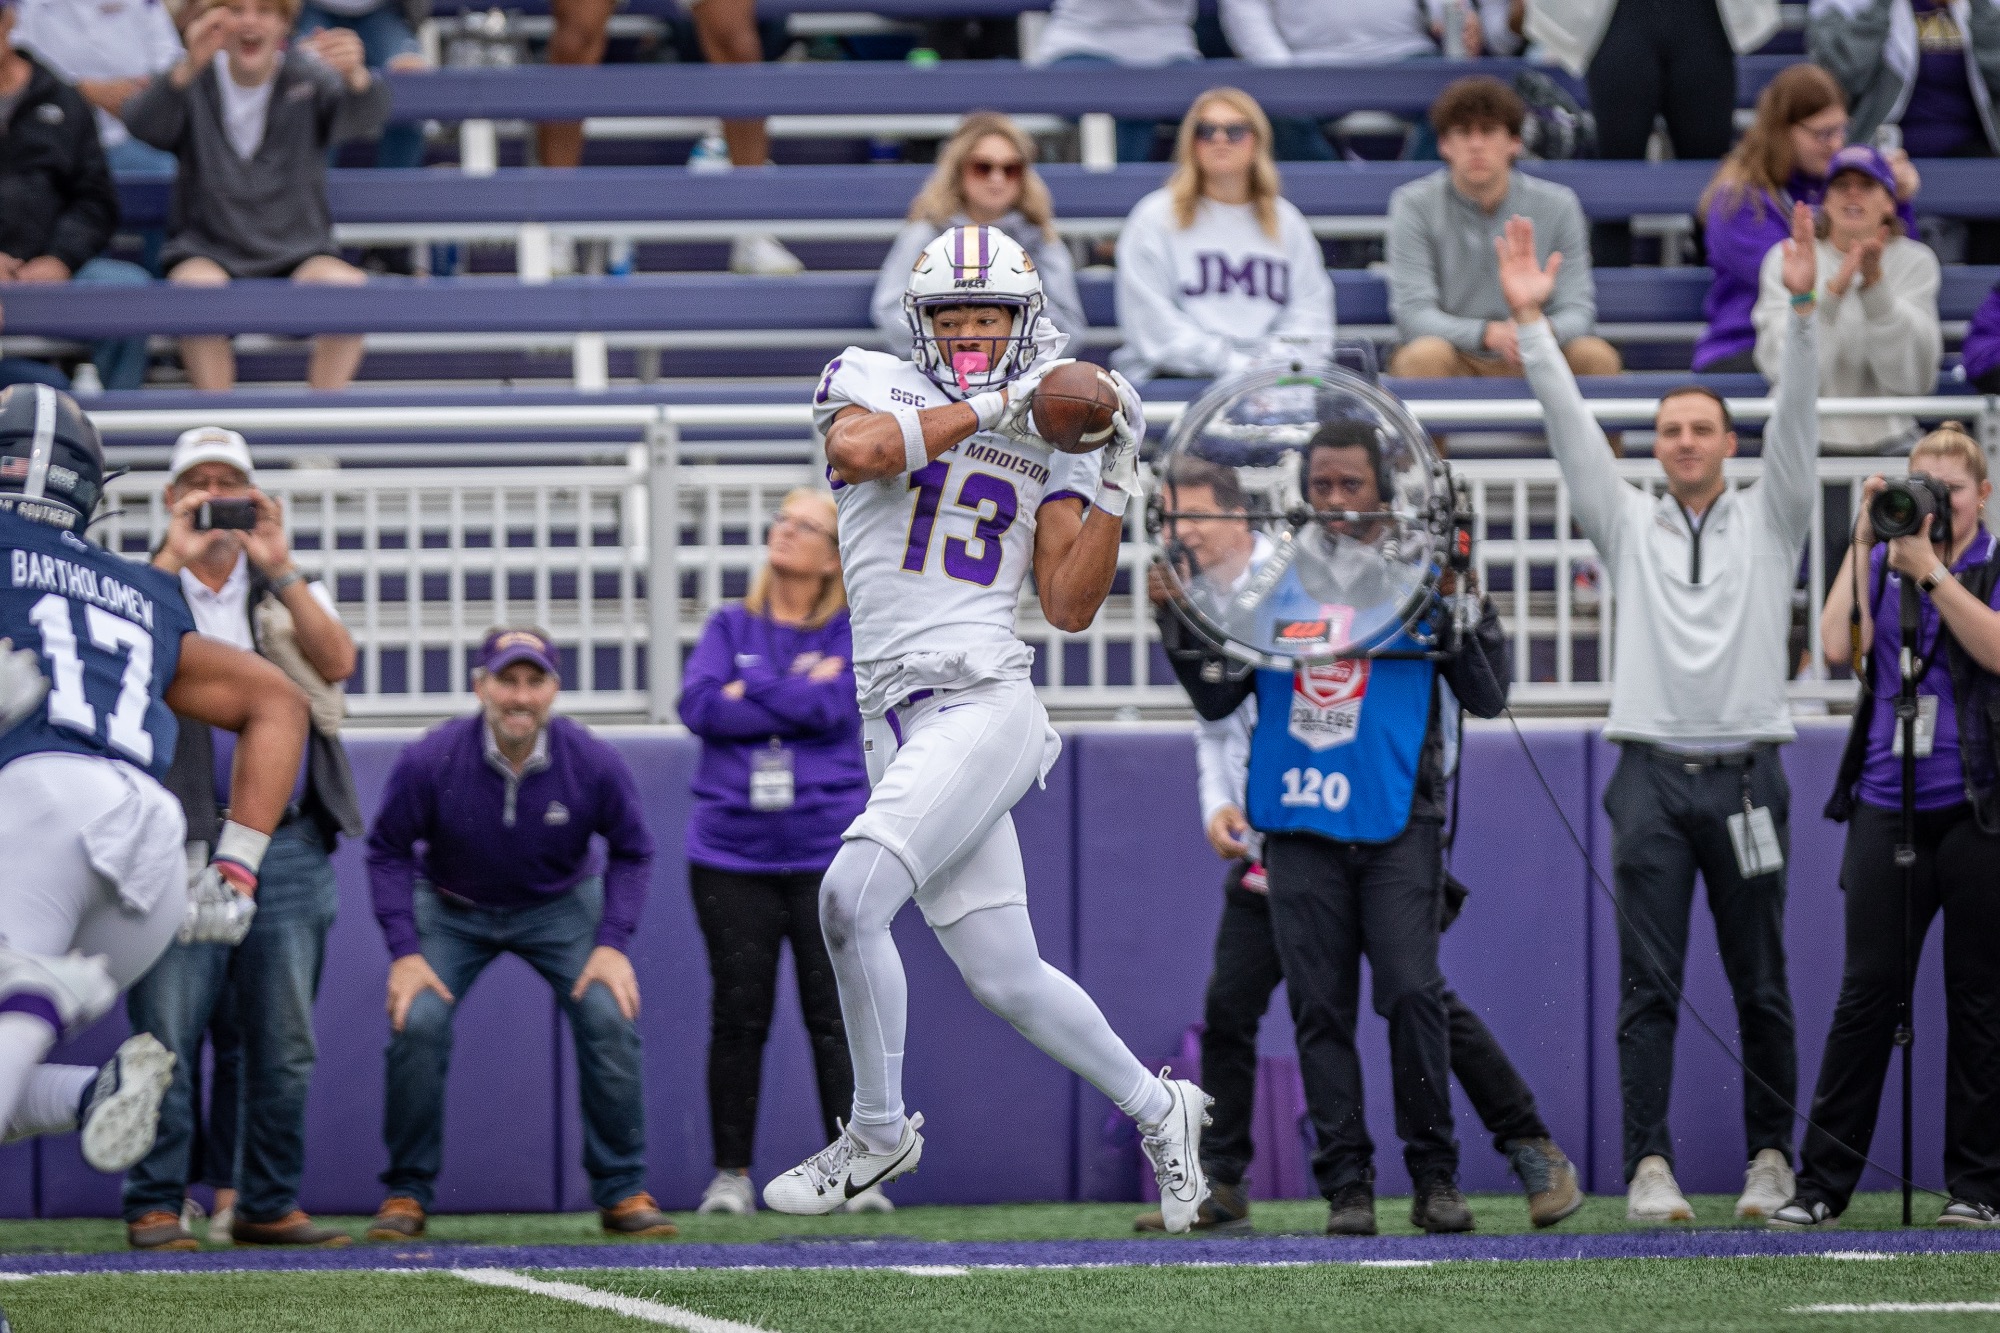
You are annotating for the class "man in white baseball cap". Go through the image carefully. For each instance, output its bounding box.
[122,425,365,1250]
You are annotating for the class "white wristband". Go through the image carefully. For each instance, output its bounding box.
[893,406,927,474]
[1094,486,1130,518]
[215,820,272,875]
[967,390,1008,433]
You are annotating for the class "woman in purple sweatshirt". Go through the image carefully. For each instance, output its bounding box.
[1695,63,1921,373]
[677,488,870,1215]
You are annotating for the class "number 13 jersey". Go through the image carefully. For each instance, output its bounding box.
[0,508,196,782]
[813,348,1101,703]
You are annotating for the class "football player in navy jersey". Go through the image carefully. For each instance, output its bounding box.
[0,386,308,1191]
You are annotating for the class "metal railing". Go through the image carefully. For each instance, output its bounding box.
[88,395,2000,722]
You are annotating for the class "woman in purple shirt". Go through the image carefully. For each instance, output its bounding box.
[677,488,872,1216]
[1695,64,1921,373]
[1781,425,2000,1229]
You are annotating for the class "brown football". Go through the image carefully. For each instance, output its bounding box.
[1030,362,1121,455]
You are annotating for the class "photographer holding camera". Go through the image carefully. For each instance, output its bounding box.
[1776,424,2000,1230]
[124,427,361,1249]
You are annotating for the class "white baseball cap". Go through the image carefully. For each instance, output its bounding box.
[168,427,255,486]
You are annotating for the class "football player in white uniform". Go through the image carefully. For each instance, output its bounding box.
[763,225,1213,1231]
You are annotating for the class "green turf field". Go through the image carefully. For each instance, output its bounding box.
[0,1195,1992,1333]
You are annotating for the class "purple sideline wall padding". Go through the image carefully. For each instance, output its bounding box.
[25,719,1954,1214]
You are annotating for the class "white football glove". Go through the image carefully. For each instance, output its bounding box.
[1093,370,1145,515]
[178,861,258,946]
[994,357,1075,445]
[0,638,49,734]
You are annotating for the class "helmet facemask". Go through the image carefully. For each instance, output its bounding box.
[906,293,1046,398]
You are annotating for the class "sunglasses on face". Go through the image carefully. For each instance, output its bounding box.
[1193,121,1255,144]
[964,158,1024,181]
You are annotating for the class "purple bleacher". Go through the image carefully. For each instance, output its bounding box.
[14,721,1952,1213]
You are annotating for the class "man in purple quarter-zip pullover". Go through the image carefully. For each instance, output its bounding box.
[361,626,672,1242]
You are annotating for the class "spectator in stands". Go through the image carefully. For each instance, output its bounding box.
[14,0,183,174]
[1812,0,2000,262]
[534,0,609,169]
[1527,0,1780,264]
[1782,422,2000,1232]
[124,426,361,1250]
[1965,280,2000,391]
[1220,0,1507,160]
[295,0,428,171]
[122,0,387,391]
[0,0,154,391]
[1038,0,1199,162]
[1112,88,1334,383]
[872,114,1086,354]
[677,489,871,1217]
[1386,77,1620,383]
[1754,144,1940,453]
[364,628,673,1243]
[1504,206,1822,1225]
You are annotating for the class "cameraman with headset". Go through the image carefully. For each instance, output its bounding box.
[1777,424,2000,1230]
[1162,424,1516,1236]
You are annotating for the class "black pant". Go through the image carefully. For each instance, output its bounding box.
[1586,0,1737,267]
[689,863,853,1170]
[1264,825,1458,1197]
[1201,862,1549,1187]
[1604,744,1798,1181]
[1798,802,2000,1211]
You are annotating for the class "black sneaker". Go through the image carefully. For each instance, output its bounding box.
[1938,1199,2000,1228]
[1325,1182,1378,1236]
[1768,1196,1839,1229]
[1411,1177,1475,1233]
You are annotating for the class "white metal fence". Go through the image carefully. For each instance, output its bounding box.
[89,397,1998,721]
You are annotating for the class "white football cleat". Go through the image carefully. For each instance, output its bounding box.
[1141,1071,1213,1235]
[842,1184,894,1213]
[80,1033,175,1173]
[697,1170,756,1215]
[1735,1148,1796,1219]
[730,234,805,276]
[763,1115,923,1216]
[1627,1155,1695,1222]
[0,947,117,1037]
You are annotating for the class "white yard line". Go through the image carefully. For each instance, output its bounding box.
[889,1265,969,1276]
[1792,1296,2000,1304]
[1815,1252,1895,1261]
[452,1268,772,1331]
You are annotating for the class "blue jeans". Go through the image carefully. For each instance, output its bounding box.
[1048,54,1188,162]
[0,359,65,390]
[297,3,425,169]
[381,878,648,1211]
[103,138,178,176]
[122,821,339,1224]
[73,258,152,391]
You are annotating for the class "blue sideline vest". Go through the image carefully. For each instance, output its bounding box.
[1245,579,1436,844]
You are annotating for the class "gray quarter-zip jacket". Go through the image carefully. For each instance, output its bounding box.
[1520,311,1822,746]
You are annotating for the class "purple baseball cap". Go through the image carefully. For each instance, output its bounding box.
[1826,144,1897,196]
[477,626,560,679]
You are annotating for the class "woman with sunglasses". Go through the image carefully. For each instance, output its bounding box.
[1112,88,1333,383]
[677,488,876,1216]
[870,113,1086,353]
[1694,64,1920,373]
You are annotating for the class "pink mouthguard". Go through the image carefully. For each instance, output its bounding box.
[951,350,991,392]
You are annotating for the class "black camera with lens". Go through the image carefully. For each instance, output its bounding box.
[193,497,259,532]
[1869,472,1954,549]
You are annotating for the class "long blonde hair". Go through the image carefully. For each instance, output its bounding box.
[1167,88,1283,238]
[907,113,1058,243]
[1911,422,1989,484]
[745,489,846,629]
[1699,64,1846,223]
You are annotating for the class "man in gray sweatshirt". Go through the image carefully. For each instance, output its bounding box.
[1387,77,1622,381]
[122,0,388,391]
[1503,204,1823,1227]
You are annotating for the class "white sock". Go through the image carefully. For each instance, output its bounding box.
[1123,1076,1174,1133]
[0,1013,57,1142]
[819,841,917,1157]
[4,1062,94,1141]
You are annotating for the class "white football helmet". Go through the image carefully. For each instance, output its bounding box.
[903,224,1046,398]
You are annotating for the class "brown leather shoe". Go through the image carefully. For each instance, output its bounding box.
[128,1210,199,1251]
[1133,1180,1252,1234]
[365,1196,427,1241]
[600,1192,679,1238]
[231,1209,352,1247]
